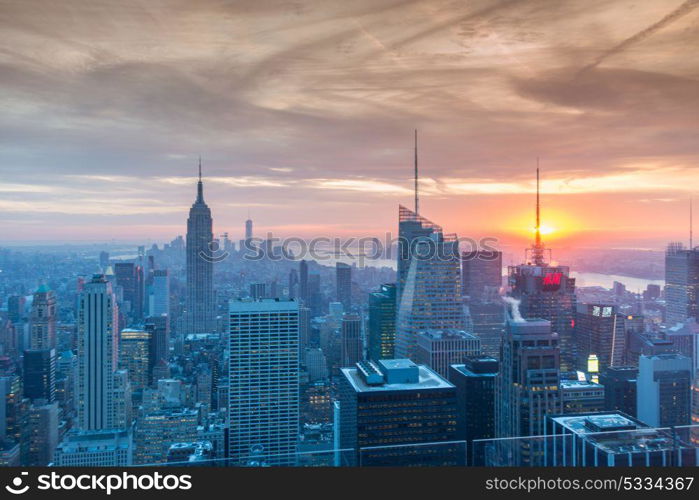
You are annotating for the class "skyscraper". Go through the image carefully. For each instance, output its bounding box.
[22,349,55,403]
[448,356,498,465]
[546,412,697,467]
[25,284,57,405]
[335,262,352,311]
[245,216,253,241]
[396,206,465,360]
[467,301,506,359]
[665,243,699,325]
[340,314,362,367]
[600,366,638,417]
[495,314,561,465]
[574,303,626,371]
[462,250,502,301]
[114,262,144,322]
[29,284,56,350]
[299,260,309,306]
[637,353,692,427]
[416,330,481,379]
[508,169,576,372]
[148,269,169,318]
[367,283,397,360]
[186,160,215,334]
[119,329,151,391]
[228,298,299,466]
[338,359,461,466]
[77,274,118,431]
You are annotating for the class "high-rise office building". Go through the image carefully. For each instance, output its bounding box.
[339,359,461,466]
[336,262,352,311]
[114,262,144,322]
[561,380,605,415]
[245,216,253,241]
[299,307,311,349]
[546,412,697,467]
[55,429,133,466]
[7,295,26,324]
[288,268,299,300]
[186,161,215,334]
[396,206,464,360]
[637,353,692,427]
[134,408,198,464]
[467,301,505,359]
[77,275,118,431]
[508,265,576,372]
[304,348,328,382]
[22,349,56,403]
[448,356,498,465]
[30,284,56,350]
[600,366,638,417]
[228,299,299,466]
[26,401,58,466]
[462,250,502,301]
[145,315,170,381]
[416,330,481,379]
[119,329,151,391]
[574,303,626,371]
[495,315,561,465]
[340,314,362,368]
[299,260,309,306]
[99,251,110,269]
[508,169,576,372]
[665,243,699,325]
[249,282,266,300]
[148,269,169,318]
[367,283,397,360]
[308,274,322,317]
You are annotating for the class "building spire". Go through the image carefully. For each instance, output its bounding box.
[196,157,204,203]
[532,159,545,265]
[414,129,419,215]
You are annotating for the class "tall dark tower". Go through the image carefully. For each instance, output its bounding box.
[508,167,576,373]
[186,158,215,333]
[245,211,253,242]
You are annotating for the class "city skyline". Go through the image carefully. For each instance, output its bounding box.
[1,1,699,248]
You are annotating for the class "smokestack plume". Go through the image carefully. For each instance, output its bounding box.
[502,296,524,322]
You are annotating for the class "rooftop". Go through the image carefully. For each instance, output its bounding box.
[342,362,453,394]
[550,412,687,455]
[560,380,604,390]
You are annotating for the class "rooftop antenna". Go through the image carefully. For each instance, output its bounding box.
[531,159,546,265]
[691,196,694,249]
[196,156,204,202]
[414,129,419,215]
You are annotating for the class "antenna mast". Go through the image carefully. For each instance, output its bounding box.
[531,159,545,265]
[414,129,419,215]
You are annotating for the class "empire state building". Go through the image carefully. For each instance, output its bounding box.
[186,160,215,333]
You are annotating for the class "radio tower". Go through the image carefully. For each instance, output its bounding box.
[531,161,546,265]
[414,129,419,215]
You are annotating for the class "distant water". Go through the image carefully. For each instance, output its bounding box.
[571,272,663,291]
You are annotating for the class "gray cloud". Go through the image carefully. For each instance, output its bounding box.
[0,0,697,243]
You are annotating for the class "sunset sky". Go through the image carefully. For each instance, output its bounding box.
[1,0,698,248]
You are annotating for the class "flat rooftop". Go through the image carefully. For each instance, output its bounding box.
[550,413,686,455]
[560,380,604,390]
[341,364,454,393]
